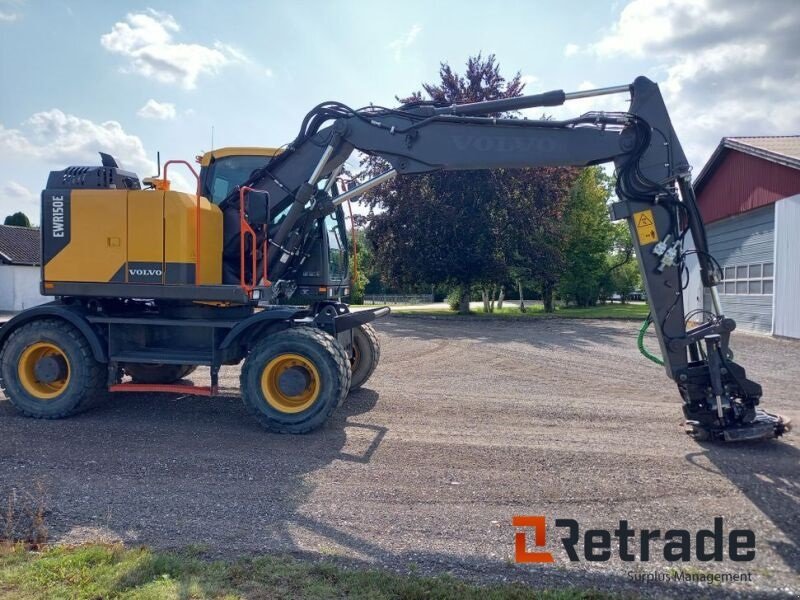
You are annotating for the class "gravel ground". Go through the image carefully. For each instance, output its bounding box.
[1,316,798,598]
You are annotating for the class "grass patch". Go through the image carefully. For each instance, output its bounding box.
[0,543,622,599]
[393,303,649,321]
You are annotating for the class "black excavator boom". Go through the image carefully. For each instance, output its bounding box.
[222,76,788,442]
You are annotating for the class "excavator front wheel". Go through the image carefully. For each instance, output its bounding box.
[0,319,107,418]
[240,327,350,433]
[349,323,380,391]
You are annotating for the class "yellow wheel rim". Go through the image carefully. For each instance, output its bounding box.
[17,342,71,400]
[260,353,320,413]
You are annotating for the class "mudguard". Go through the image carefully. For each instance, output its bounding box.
[0,302,107,362]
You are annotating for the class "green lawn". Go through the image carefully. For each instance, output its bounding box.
[0,543,619,600]
[392,303,649,320]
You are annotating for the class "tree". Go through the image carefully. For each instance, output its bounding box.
[493,167,578,312]
[557,167,614,307]
[348,229,375,304]
[4,212,31,227]
[600,221,639,303]
[362,54,575,314]
[607,256,642,302]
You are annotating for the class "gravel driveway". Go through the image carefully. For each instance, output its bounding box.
[1,317,798,598]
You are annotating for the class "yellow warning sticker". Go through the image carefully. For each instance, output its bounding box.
[633,209,658,246]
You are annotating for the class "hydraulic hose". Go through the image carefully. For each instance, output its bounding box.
[638,316,665,366]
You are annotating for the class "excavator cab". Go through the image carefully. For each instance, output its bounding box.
[198,147,351,303]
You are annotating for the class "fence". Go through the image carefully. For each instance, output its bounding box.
[363,294,434,305]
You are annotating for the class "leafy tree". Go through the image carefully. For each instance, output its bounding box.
[493,167,578,311]
[557,167,614,307]
[607,255,641,302]
[599,221,639,302]
[4,212,31,227]
[348,228,373,304]
[361,54,524,314]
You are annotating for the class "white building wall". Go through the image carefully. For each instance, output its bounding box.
[0,264,47,311]
[773,194,800,338]
[0,265,13,310]
[702,206,775,333]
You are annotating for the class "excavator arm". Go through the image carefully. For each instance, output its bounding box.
[226,76,789,442]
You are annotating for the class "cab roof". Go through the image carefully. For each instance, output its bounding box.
[198,147,282,167]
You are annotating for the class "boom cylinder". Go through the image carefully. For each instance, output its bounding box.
[432,83,632,117]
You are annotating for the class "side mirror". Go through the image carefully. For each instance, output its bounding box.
[244,189,270,224]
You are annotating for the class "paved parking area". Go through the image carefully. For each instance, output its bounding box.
[1,317,798,597]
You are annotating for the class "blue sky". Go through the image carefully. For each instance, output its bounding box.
[1,0,797,224]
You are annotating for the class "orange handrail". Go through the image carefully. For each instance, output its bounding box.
[163,160,201,284]
[238,186,270,295]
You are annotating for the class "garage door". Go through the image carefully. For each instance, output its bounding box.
[703,205,774,333]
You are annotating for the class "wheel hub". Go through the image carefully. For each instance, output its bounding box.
[17,342,71,399]
[278,366,312,397]
[260,353,320,413]
[33,354,68,384]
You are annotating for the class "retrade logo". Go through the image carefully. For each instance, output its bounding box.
[513,516,756,563]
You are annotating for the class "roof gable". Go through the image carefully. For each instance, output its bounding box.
[0,225,41,266]
[695,136,800,193]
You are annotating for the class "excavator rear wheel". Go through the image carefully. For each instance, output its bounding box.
[240,327,350,433]
[123,364,197,384]
[0,319,107,418]
[349,323,380,391]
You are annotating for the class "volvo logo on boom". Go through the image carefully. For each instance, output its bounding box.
[452,135,557,153]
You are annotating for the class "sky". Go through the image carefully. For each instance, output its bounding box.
[1,0,798,225]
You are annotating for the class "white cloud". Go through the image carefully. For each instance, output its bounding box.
[137,99,177,120]
[564,43,580,57]
[100,9,242,89]
[1,181,38,224]
[3,181,34,200]
[0,110,157,184]
[0,110,198,213]
[0,11,19,22]
[590,0,800,168]
[520,74,538,89]
[388,24,422,61]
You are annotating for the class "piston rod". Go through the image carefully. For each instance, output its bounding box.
[332,169,397,206]
[564,84,632,101]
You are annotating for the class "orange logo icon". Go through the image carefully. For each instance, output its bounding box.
[513,516,555,563]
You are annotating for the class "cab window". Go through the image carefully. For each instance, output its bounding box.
[204,156,271,205]
[325,213,347,280]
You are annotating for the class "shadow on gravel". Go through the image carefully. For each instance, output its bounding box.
[0,386,386,554]
[1,390,792,598]
[685,441,800,575]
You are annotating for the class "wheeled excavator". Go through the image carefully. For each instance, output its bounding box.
[0,76,791,441]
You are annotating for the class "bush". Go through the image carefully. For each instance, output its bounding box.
[446,288,462,312]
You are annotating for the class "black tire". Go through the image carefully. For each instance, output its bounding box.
[240,327,351,433]
[0,319,108,418]
[123,363,197,384]
[349,323,380,391]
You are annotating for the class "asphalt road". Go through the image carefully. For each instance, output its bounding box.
[1,317,798,598]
